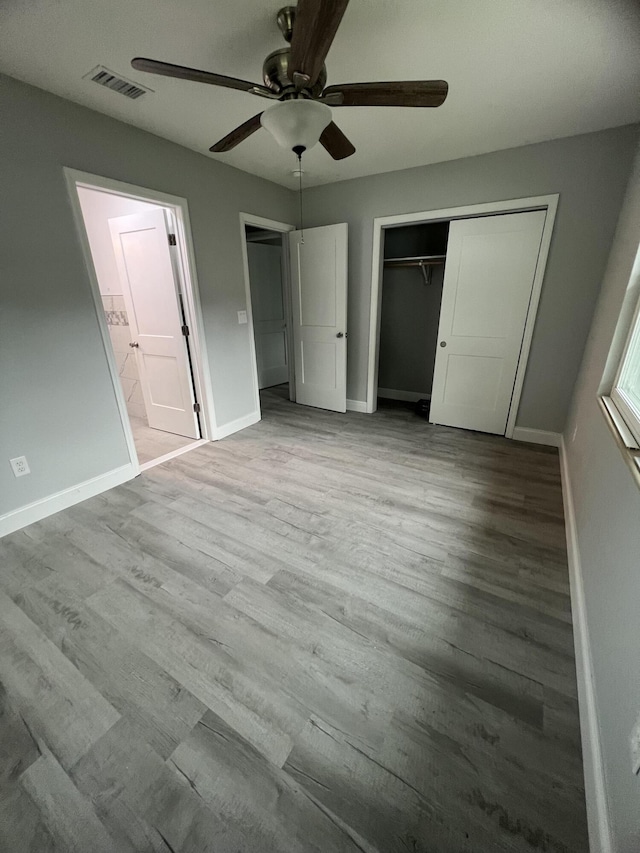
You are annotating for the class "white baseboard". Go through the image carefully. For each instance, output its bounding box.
[512,426,562,447]
[377,388,431,403]
[214,410,261,440]
[559,437,612,853]
[0,463,136,538]
[346,399,368,413]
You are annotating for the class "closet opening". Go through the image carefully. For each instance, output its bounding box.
[366,196,559,438]
[377,221,449,419]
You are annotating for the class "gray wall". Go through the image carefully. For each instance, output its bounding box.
[0,73,293,517]
[378,266,443,396]
[305,126,639,431]
[564,141,640,852]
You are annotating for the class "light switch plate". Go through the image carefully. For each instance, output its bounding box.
[237,310,248,325]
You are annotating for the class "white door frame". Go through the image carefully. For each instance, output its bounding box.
[64,167,216,472]
[239,213,295,413]
[366,194,559,438]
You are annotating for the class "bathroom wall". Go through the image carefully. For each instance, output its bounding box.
[101,295,146,422]
[77,186,157,423]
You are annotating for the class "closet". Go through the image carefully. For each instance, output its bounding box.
[378,221,449,413]
[376,209,548,435]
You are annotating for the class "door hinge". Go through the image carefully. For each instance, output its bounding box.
[181,324,189,337]
[168,233,177,246]
[193,402,201,413]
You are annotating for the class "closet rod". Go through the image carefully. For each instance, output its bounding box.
[383,254,446,266]
[383,254,445,285]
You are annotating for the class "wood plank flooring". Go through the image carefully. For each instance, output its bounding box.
[0,386,588,852]
[130,417,198,465]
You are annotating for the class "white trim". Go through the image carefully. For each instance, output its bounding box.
[559,437,612,853]
[601,395,639,450]
[377,388,431,403]
[511,427,562,447]
[215,410,261,441]
[238,212,296,414]
[139,438,208,472]
[365,195,560,438]
[346,398,368,413]
[63,167,217,456]
[0,464,135,538]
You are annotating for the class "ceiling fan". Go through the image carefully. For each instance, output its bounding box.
[131,0,448,162]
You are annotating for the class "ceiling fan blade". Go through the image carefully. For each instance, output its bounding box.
[289,0,349,86]
[320,122,355,160]
[322,80,449,107]
[131,58,272,98]
[209,113,263,153]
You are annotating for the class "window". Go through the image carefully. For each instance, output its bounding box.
[611,296,640,447]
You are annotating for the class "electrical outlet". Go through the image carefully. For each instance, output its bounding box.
[631,714,640,777]
[9,456,30,477]
[237,310,248,325]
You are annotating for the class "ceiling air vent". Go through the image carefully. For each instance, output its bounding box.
[83,65,151,100]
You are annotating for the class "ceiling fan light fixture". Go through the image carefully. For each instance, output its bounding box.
[260,99,331,153]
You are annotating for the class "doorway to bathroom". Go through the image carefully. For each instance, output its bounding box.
[66,170,211,470]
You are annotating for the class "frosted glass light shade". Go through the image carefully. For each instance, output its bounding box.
[260,99,331,152]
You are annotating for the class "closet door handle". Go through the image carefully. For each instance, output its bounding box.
[129,341,139,348]
[440,341,447,347]
[336,332,344,338]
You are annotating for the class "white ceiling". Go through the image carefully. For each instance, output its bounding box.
[2,0,639,188]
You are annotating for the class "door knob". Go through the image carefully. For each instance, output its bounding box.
[336,332,344,338]
[129,342,139,348]
[439,341,447,347]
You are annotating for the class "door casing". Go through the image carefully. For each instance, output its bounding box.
[64,168,216,473]
[366,194,559,437]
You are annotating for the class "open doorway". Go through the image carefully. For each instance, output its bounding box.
[66,171,212,470]
[377,221,449,418]
[244,224,293,400]
[240,213,295,416]
[241,213,350,417]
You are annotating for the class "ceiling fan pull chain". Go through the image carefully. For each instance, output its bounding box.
[296,151,305,244]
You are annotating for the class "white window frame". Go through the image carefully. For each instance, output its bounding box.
[610,291,640,448]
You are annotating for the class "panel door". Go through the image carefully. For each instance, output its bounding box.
[247,242,289,389]
[289,224,348,412]
[430,210,546,434]
[109,209,199,439]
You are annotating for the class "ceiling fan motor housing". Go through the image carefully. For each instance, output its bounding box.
[262,48,326,98]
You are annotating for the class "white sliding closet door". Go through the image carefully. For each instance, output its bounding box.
[430,210,546,435]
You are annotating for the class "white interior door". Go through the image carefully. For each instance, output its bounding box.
[289,224,348,412]
[109,209,200,439]
[430,210,546,434]
[247,242,289,389]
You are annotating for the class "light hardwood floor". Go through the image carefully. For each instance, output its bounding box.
[0,387,587,852]
[130,416,199,465]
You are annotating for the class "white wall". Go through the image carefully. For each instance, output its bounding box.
[564,141,640,851]
[304,126,639,432]
[76,187,158,295]
[0,73,294,523]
